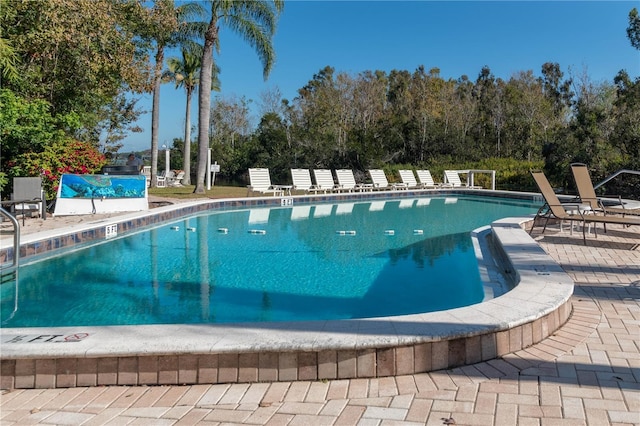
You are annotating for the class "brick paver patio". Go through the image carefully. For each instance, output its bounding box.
[1,222,638,425]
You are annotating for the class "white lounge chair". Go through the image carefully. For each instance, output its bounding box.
[415,170,443,189]
[368,169,406,190]
[336,170,371,192]
[169,171,185,187]
[142,166,151,187]
[398,170,421,189]
[444,170,482,189]
[312,169,339,193]
[247,168,290,196]
[156,170,173,188]
[291,169,321,193]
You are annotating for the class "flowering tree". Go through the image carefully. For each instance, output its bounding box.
[8,140,106,201]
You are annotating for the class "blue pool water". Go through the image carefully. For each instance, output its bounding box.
[0,195,538,327]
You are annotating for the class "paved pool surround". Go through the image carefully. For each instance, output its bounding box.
[0,190,573,389]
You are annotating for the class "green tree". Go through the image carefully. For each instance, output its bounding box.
[208,95,252,177]
[138,0,206,188]
[294,66,352,167]
[503,71,554,161]
[627,7,640,49]
[540,62,573,116]
[87,94,144,157]
[252,112,291,181]
[569,73,619,176]
[164,44,219,184]
[194,0,284,194]
[0,0,149,181]
[1,0,149,125]
[0,90,70,162]
[0,0,19,85]
[612,70,640,169]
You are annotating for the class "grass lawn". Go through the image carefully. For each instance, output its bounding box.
[148,184,249,199]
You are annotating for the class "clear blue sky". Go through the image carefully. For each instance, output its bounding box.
[123,1,640,153]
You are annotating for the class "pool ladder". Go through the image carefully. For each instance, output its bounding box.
[0,207,20,270]
[1,207,20,324]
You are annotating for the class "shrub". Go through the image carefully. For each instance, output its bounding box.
[8,139,106,201]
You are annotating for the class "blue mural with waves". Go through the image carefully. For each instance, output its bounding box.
[59,174,146,199]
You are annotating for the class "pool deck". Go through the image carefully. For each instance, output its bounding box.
[1,195,639,425]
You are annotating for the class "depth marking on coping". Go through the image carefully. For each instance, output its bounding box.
[1,333,91,344]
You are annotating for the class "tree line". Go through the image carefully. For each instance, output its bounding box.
[1,1,638,200]
[204,59,638,195]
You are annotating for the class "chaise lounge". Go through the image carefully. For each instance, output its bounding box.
[571,163,638,217]
[368,169,407,190]
[529,170,640,244]
[247,168,290,197]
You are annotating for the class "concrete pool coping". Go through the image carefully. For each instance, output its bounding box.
[0,190,573,389]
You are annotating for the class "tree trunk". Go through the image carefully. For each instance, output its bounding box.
[194,18,218,194]
[182,87,192,185]
[150,46,164,188]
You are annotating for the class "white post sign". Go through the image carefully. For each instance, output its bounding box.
[206,149,221,190]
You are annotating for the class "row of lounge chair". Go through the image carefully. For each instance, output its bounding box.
[247,168,482,196]
[529,164,639,244]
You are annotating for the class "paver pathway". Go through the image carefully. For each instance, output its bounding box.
[1,224,639,425]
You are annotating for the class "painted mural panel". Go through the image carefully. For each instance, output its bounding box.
[58,174,146,199]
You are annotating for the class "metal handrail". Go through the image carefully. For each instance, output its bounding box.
[593,169,640,192]
[0,207,20,269]
[0,207,20,325]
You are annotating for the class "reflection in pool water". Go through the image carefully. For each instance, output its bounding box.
[1,196,538,327]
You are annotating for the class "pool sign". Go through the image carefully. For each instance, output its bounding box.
[1,333,90,344]
[105,224,118,239]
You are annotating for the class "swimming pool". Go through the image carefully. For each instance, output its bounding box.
[0,190,574,389]
[1,195,538,328]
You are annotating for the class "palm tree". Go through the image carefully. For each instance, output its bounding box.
[164,45,220,185]
[194,0,284,193]
[145,0,206,187]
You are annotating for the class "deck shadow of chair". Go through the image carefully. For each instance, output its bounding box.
[529,170,640,244]
[247,168,289,197]
[312,169,339,193]
[570,163,635,217]
[11,177,45,220]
